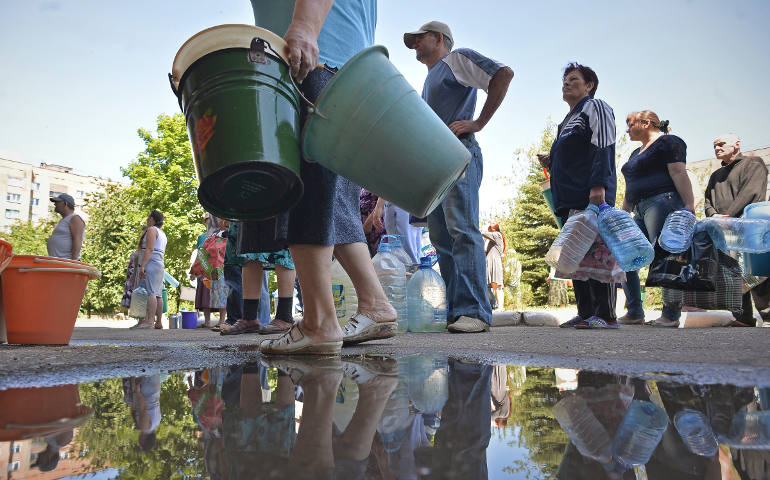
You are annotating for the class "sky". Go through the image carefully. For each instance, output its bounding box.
[1,0,769,218]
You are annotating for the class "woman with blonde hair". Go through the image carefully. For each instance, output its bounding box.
[619,110,695,327]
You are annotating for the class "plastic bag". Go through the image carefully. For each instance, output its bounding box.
[128,285,149,318]
[646,230,718,291]
[662,251,744,314]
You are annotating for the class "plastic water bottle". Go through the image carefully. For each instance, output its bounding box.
[372,242,408,332]
[381,234,414,269]
[659,209,697,253]
[331,258,357,326]
[552,394,612,463]
[721,411,770,448]
[674,409,718,457]
[698,217,770,253]
[407,256,447,332]
[611,400,669,468]
[597,203,655,271]
[407,355,449,414]
[545,205,599,273]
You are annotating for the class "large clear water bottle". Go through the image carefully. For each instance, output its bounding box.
[720,411,770,448]
[372,242,408,332]
[407,256,447,332]
[674,409,718,457]
[381,234,414,270]
[698,217,770,253]
[659,209,697,253]
[331,258,357,326]
[545,204,599,273]
[612,400,669,468]
[407,354,449,414]
[597,203,655,271]
[552,394,612,463]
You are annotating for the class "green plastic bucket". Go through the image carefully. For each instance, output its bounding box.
[302,46,471,218]
[171,25,303,221]
[539,179,563,228]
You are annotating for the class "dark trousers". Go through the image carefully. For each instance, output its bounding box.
[736,279,770,326]
[559,211,618,322]
[224,264,243,323]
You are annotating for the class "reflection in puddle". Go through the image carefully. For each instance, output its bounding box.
[1,357,768,479]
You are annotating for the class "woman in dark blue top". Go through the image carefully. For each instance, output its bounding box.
[619,110,695,328]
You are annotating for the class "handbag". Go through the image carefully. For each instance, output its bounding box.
[645,230,718,291]
[662,251,744,314]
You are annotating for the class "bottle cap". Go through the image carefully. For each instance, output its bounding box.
[598,202,611,212]
[419,256,433,268]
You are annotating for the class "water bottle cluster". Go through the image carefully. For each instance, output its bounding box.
[371,235,448,333]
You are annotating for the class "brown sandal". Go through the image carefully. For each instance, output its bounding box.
[220,319,260,335]
[259,318,294,334]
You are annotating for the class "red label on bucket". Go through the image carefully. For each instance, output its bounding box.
[193,112,217,154]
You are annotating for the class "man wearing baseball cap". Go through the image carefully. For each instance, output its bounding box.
[405,21,513,333]
[47,193,86,260]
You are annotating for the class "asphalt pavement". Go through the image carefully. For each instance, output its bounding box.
[2,311,769,389]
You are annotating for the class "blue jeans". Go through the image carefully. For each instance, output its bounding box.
[428,138,492,324]
[428,360,492,480]
[623,191,684,320]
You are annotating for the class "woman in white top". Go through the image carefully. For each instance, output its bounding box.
[134,210,167,329]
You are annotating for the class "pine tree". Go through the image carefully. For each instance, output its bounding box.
[500,124,560,305]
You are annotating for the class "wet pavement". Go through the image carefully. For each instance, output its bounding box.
[1,354,769,479]
[2,322,770,389]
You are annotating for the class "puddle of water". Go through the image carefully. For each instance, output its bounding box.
[1,355,768,479]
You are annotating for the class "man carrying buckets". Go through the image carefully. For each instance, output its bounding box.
[256,0,399,355]
[404,21,514,333]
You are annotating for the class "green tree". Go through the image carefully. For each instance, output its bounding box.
[121,113,204,294]
[503,367,568,479]
[0,214,59,255]
[499,123,559,305]
[81,183,145,315]
[74,375,206,479]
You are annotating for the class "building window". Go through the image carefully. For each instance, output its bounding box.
[77,190,85,197]
[4,209,21,219]
[9,461,20,471]
[32,182,40,191]
[6,193,21,203]
[12,444,20,453]
[7,176,24,188]
[30,198,39,206]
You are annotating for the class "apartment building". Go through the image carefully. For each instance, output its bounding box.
[0,157,114,232]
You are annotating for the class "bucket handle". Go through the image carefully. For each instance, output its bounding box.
[250,37,328,120]
[17,267,101,279]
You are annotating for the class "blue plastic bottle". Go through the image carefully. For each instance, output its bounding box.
[659,209,697,253]
[407,256,447,332]
[597,203,654,271]
[698,217,770,253]
[674,409,718,457]
[612,400,669,468]
[372,242,408,332]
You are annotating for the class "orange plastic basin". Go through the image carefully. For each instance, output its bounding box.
[0,384,92,441]
[2,255,100,345]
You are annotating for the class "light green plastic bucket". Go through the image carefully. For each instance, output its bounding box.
[302,46,471,218]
